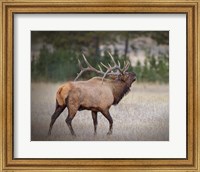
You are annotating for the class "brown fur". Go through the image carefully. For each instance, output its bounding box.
[48,72,136,136]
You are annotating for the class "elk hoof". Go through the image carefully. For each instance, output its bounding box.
[72,133,76,137]
[48,131,51,136]
[107,131,112,135]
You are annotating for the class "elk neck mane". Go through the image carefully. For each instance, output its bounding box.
[111,80,131,105]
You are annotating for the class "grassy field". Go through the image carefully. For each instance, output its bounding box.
[31,82,169,141]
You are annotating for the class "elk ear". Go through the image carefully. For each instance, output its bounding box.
[118,74,126,81]
[117,74,122,80]
[109,74,118,80]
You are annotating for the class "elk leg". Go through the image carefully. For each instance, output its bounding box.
[65,105,77,136]
[101,110,113,135]
[48,104,66,135]
[91,111,98,135]
[65,89,80,136]
[65,113,76,136]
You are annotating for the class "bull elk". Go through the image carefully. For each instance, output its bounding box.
[48,52,136,136]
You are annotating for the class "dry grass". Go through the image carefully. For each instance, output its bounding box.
[31,82,169,141]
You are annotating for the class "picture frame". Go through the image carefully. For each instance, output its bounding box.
[0,0,199,171]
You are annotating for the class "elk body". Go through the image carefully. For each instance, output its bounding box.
[48,53,136,136]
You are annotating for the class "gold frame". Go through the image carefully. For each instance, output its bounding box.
[0,0,199,171]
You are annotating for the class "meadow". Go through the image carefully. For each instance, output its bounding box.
[31,82,169,141]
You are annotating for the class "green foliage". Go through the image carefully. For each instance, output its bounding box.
[31,46,128,82]
[131,55,169,83]
[32,46,168,83]
[31,46,79,82]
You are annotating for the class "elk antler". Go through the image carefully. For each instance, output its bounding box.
[74,54,105,81]
[100,52,131,79]
[74,52,130,82]
[99,52,124,82]
[122,61,130,73]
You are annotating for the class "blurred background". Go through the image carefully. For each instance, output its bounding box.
[31,31,169,83]
[31,31,169,141]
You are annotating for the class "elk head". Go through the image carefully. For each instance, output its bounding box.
[116,72,136,87]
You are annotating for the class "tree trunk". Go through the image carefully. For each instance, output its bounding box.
[124,33,129,59]
[95,36,100,58]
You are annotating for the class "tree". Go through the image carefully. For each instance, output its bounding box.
[31,31,169,83]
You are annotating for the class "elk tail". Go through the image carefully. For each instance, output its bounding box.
[56,87,65,106]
